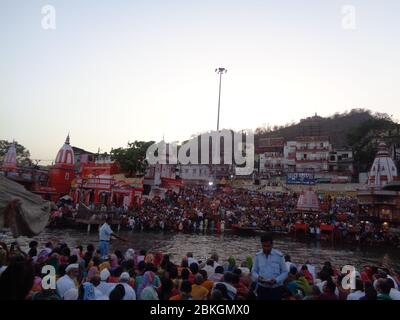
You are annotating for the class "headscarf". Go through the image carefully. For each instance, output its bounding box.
[137,271,155,299]
[110,254,119,268]
[124,249,135,261]
[86,267,99,281]
[154,252,163,267]
[245,256,253,270]
[99,261,111,272]
[145,253,154,264]
[228,256,236,270]
[46,254,59,273]
[140,286,159,300]
[82,282,96,300]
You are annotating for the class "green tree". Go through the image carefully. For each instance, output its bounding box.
[347,116,398,174]
[110,140,155,177]
[0,140,30,164]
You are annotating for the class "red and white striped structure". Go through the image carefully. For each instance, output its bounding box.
[368,141,398,189]
[54,134,75,168]
[1,142,17,170]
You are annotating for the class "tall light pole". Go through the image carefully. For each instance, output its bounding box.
[215,67,227,131]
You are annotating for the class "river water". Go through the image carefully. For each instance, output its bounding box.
[2,228,400,271]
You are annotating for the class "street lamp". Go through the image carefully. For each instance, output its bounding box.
[215,67,227,131]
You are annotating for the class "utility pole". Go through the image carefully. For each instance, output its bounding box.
[215,67,227,131]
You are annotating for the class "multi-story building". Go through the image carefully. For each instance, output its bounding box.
[256,137,285,178]
[328,149,354,181]
[284,141,297,173]
[294,136,331,173]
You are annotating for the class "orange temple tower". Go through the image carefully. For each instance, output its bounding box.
[48,134,75,195]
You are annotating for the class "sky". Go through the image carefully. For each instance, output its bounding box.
[1,0,400,163]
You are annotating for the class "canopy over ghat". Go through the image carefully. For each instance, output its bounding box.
[0,176,51,237]
[296,189,320,212]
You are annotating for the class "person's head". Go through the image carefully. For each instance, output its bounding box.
[168,266,178,279]
[215,266,224,275]
[363,283,377,300]
[319,270,331,282]
[260,234,273,255]
[144,263,156,273]
[386,278,396,290]
[109,284,125,300]
[100,268,111,282]
[112,266,123,278]
[354,278,364,292]
[186,252,193,258]
[68,255,78,264]
[323,279,336,295]
[376,278,391,295]
[45,242,53,249]
[214,283,230,300]
[119,272,130,283]
[180,280,192,296]
[181,268,190,281]
[65,264,79,280]
[105,217,112,224]
[223,272,233,284]
[210,289,223,300]
[191,273,202,285]
[199,269,208,281]
[160,276,173,294]
[233,268,242,277]
[310,285,321,297]
[290,266,298,275]
[190,262,199,275]
[210,253,219,263]
[29,241,38,249]
[137,260,146,273]
[90,276,101,287]
[0,257,35,300]
[181,258,189,268]
[301,265,308,271]
[87,244,95,253]
[92,256,101,267]
[285,255,291,262]
[206,259,214,267]
[139,249,146,256]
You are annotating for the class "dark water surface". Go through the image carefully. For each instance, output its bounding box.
[2,228,400,271]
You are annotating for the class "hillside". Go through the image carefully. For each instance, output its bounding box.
[255,109,390,147]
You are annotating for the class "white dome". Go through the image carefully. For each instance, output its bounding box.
[368,141,398,188]
[55,134,75,167]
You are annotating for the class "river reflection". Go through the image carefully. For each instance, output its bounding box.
[2,229,400,270]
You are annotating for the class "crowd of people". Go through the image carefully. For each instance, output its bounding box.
[1,234,400,301]
[51,186,399,247]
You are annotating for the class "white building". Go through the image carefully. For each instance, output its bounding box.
[294,136,331,173]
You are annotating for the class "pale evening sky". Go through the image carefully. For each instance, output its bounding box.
[0,0,399,162]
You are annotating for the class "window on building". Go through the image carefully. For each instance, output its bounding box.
[193,169,197,174]
[185,169,189,174]
[330,156,335,161]
[303,154,307,159]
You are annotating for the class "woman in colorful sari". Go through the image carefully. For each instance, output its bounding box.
[137,271,158,300]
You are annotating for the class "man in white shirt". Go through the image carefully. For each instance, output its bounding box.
[96,269,116,297]
[57,264,79,299]
[119,272,136,300]
[347,279,365,300]
[387,278,400,300]
[99,217,125,259]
